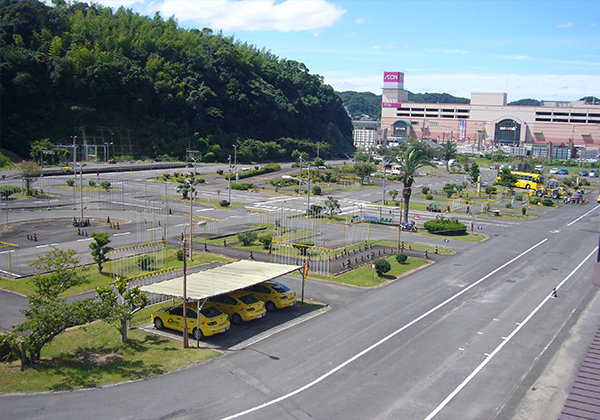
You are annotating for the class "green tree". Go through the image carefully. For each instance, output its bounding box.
[96,277,148,343]
[309,204,323,217]
[17,161,41,196]
[237,231,258,246]
[9,247,100,367]
[439,140,457,172]
[495,168,518,191]
[324,196,340,218]
[398,147,431,223]
[373,258,391,276]
[89,232,112,273]
[395,252,408,264]
[388,190,399,201]
[468,162,480,185]
[352,162,375,185]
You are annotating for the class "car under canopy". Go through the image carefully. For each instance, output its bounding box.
[140,260,304,301]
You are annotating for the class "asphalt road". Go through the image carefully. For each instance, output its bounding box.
[1,165,599,420]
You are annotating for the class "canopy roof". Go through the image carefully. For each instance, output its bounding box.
[140,260,303,301]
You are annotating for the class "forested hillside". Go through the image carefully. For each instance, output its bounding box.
[337,91,470,119]
[0,0,353,161]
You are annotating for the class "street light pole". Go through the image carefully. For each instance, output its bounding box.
[382,162,387,205]
[227,155,232,203]
[181,221,206,349]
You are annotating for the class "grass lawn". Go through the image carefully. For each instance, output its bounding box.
[0,317,219,393]
[0,298,323,393]
[307,254,431,288]
[0,248,233,298]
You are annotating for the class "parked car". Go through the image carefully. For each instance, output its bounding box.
[549,168,559,174]
[244,281,296,312]
[207,290,267,325]
[489,163,499,170]
[557,168,569,175]
[152,304,230,339]
[590,169,599,178]
[579,170,589,177]
[535,165,544,172]
[597,194,600,203]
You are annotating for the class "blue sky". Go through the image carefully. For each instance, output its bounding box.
[90,0,599,102]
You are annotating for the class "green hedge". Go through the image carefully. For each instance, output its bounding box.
[231,163,281,180]
[423,219,467,236]
[231,183,253,190]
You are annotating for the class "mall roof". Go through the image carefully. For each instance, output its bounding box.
[140,260,303,301]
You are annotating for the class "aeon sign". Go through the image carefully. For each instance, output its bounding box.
[383,72,404,89]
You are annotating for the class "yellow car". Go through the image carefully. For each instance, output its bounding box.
[597,194,600,203]
[207,290,266,325]
[152,303,230,339]
[244,281,296,312]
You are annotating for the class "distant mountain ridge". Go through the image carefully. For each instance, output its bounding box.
[336,91,569,120]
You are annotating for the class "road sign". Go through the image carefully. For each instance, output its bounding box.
[444,238,449,243]
[413,214,420,221]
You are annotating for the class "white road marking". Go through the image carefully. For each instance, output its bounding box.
[77,238,94,242]
[423,246,597,420]
[219,238,549,420]
[567,204,600,226]
[113,232,131,237]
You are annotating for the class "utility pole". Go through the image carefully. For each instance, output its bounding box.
[228,155,232,203]
[307,165,311,213]
[299,154,303,195]
[382,162,387,205]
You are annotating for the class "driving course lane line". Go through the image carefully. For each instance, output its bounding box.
[423,246,598,420]
[218,238,549,420]
[567,204,600,227]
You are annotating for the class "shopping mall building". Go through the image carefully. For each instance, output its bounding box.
[374,71,600,159]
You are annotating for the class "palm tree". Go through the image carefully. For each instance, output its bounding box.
[440,139,458,172]
[399,147,431,224]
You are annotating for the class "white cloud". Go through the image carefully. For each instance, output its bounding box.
[385,44,394,51]
[590,22,597,27]
[372,45,381,50]
[355,17,366,24]
[152,0,346,32]
[556,22,573,28]
[442,49,469,55]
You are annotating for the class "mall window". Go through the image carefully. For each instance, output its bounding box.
[393,120,411,137]
[494,119,521,145]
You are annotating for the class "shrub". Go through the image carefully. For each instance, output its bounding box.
[88,180,96,187]
[541,198,554,207]
[163,173,171,180]
[312,185,322,196]
[259,234,272,250]
[231,183,253,190]
[137,255,155,271]
[515,194,523,201]
[485,186,497,195]
[66,179,74,187]
[423,216,467,236]
[529,197,542,205]
[173,172,180,178]
[237,231,258,246]
[422,186,430,195]
[373,259,391,276]
[100,181,111,191]
[175,248,184,261]
[505,203,513,208]
[522,207,527,215]
[216,169,224,175]
[220,200,230,207]
[395,252,408,264]
[426,194,433,200]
